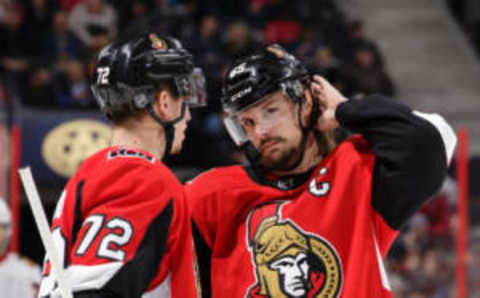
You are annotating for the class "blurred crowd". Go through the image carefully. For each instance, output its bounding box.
[387,177,480,298]
[1,0,479,297]
[0,0,395,106]
[0,0,397,168]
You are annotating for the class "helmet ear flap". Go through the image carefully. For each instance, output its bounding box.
[281,80,305,103]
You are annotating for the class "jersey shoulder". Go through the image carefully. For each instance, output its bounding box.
[76,146,178,183]
[185,165,251,195]
[76,146,158,175]
[339,134,370,152]
[71,147,181,208]
[328,134,373,162]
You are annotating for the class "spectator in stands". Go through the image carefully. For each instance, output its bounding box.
[422,247,452,293]
[45,10,86,63]
[309,46,348,92]
[116,0,155,32]
[222,20,260,62]
[60,0,83,11]
[343,20,384,67]
[419,190,452,243]
[295,27,325,58]
[469,228,480,297]
[22,63,57,107]
[188,14,223,80]
[405,214,432,253]
[387,241,410,297]
[0,2,31,82]
[342,45,395,97]
[23,0,58,58]
[55,59,94,108]
[196,0,250,20]
[68,0,117,51]
[0,79,6,104]
[262,1,302,47]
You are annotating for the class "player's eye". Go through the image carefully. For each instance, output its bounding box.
[242,118,255,128]
[266,107,278,114]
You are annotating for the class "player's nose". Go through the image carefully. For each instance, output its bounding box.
[254,123,271,137]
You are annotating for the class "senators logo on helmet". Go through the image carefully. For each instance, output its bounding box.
[149,33,168,50]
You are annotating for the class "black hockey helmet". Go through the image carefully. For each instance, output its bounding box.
[91,33,206,120]
[221,44,318,171]
[91,32,206,159]
[221,44,309,115]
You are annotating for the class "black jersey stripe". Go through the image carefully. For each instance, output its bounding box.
[101,199,174,298]
[192,220,212,298]
[70,180,85,266]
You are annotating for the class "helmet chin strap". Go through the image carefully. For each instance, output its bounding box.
[147,102,187,160]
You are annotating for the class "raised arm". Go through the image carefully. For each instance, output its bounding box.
[312,75,456,229]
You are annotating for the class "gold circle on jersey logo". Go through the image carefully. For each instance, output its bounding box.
[247,213,343,298]
[42,119,111,178]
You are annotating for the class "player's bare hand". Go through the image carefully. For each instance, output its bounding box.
[310,75,348,132]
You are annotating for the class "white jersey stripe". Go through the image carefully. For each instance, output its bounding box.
[64,262,123,292]
[412,111,457,165]
[371,225,392,291]
[142,273,171,298]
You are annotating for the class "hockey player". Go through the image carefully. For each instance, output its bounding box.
[0,198,41,298]
[39,32,206,298]
[185,45,457,298]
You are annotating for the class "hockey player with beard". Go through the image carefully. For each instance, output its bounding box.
[39,32,206,298]
[185,44,457,298]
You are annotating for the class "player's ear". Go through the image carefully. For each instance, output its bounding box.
[154,89,172,119]
[300,88,314,128]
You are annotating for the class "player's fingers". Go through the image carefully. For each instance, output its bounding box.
[311,81,325,97]
[312,84,328,105]
[315,75,337,95]
[312,75,328,87]
[311,81,322,94]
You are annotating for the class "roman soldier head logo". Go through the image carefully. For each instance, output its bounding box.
[246,202,343,298]
[149,33,167,50]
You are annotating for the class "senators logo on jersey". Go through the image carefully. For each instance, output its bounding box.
[246,202,343,298]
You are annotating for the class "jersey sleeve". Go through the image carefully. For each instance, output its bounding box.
[184,170,224,298]
[184,171,221,249]
[168,191,201,298]
[39,162,188,298]
[335,95,457,233]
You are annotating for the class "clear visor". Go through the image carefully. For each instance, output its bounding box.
[223,115,249,146]
[175,67,207,108]
[223,92,286,146]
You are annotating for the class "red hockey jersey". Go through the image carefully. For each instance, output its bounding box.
[39,146,199,298]
[185,96,456,298]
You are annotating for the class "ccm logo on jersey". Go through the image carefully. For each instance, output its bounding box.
[108,148,155,163]
[309,167,331,197]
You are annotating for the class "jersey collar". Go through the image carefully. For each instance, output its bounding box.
[244,165,316,190]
